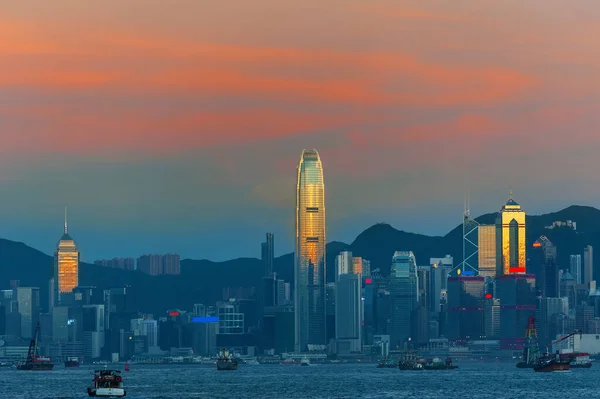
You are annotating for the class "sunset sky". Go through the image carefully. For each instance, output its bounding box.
[1,1,600,261]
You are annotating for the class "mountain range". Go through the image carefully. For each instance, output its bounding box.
[1,205,599,315]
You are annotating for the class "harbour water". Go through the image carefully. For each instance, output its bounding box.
[1,362,598,398]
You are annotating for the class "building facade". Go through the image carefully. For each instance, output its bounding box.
[495,192,526,275]
[55,210,79,299]
[294,149,327,351]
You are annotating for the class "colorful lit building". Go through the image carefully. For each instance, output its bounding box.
[54,208,79,300]
[495,190,526,275]
[294,149,327,351]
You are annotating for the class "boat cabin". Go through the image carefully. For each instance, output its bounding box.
[93,370,123,389]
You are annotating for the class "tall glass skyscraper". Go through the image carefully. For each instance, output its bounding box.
[54,209,79,301]
[295,149,326,351]
[390,251,419,348]
[495,191,526,275]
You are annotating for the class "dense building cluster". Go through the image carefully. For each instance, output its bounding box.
[1,149,600,364]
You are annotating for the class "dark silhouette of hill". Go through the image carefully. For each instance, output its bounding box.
[1,205,599,315]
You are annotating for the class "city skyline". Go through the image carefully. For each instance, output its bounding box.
[2,1,600,261]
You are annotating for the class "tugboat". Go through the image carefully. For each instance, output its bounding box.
[65,356,80,368]
[16,322,53,370]
[516,316,540,368]
[534,352,571,372]
[423,357,458,370]
[87,369,126,397]
[533,330,581,372]
[216,349,238,370]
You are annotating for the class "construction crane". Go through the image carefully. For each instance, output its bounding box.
[545,329,582,355]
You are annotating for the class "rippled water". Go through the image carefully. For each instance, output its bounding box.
[1,362,598,398]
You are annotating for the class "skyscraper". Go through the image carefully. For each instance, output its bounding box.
[294,149,327,351]
[495,190,526,275]
[335,251,352,281]
[54,208,79,301]
[584,245,594,286]
[530,236,558,297]
[261,233,275,276]
[478,225,496,277]
[389,251,419,348]
[335,274,361,353]
[570,254,582,285]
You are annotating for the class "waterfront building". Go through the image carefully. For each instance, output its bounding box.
[294,149,327,351]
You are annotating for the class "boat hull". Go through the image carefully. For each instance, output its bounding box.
[570,362,592,368]
[534,360,570,372]
[216,360,238,370]
[88,387,126,397]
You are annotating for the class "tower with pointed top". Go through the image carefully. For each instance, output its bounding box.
[295,149,327,351]
[495,189,526,275]
[54,207,80,302]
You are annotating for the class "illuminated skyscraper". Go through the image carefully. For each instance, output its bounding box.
[495,189,526,275]
[54,208,79,300]
[478,225,496,277]
[295,149,326,351]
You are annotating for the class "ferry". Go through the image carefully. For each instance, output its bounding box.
[87,369,126,397]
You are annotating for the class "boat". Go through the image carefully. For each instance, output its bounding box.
[124,363,130,372]
[516,316,540,368]
[87,369,126,397]
[16,322,53,371]
[245,358,259,365]
[534,352,571,372]
[65,357,80,368]
[300,357,310,366]
[398,341,424,370]
[216,349,238,370]
[568,352,592,368]
[533,329,581,372]
[423,357,458,370]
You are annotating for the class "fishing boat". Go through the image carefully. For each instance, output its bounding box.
[87,369,126,397]
[216,349,238,370]
[16,322,53,371]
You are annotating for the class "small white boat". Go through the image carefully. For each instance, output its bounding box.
[300,357,310,366]
[87,369,126,397]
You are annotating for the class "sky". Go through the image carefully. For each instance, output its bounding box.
[1,1,600,262]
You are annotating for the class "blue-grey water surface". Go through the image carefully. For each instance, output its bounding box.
[1,362,599,398]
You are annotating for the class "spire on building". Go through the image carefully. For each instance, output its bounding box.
[64,206,68,234]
